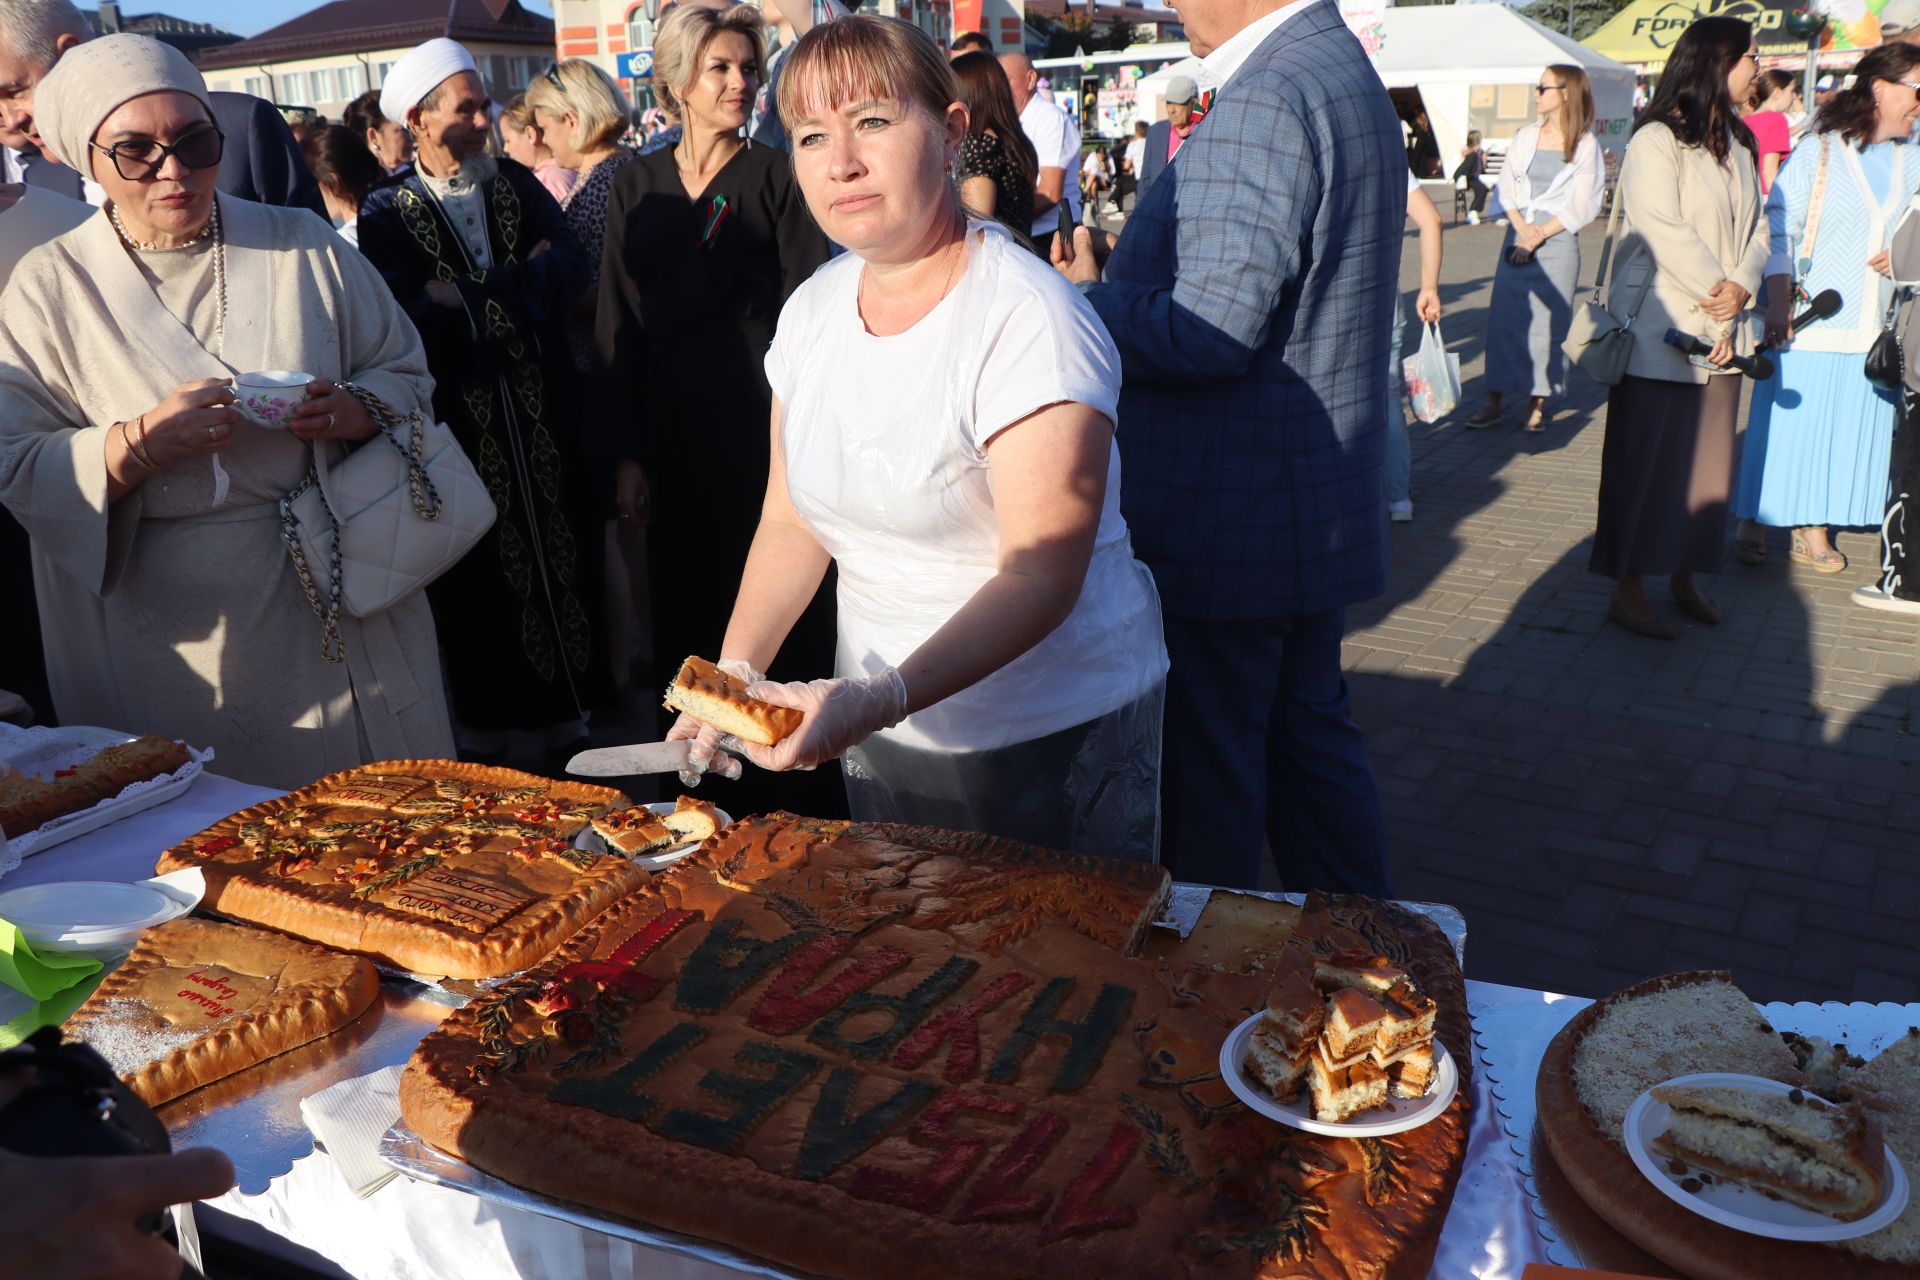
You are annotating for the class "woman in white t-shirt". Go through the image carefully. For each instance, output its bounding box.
[669,14,1168,861]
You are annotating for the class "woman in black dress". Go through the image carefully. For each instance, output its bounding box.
[950,52,1036,242]
[592,2,839,813]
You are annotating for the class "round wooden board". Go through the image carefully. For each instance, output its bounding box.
[1534,978,1916,1280]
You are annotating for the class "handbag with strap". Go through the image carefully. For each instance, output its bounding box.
[1561,167,1654,386]
[279,382,496,662]
[1868,287,1906,388]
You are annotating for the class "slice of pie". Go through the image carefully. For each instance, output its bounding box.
[590,796,727,858]
[67,916,379,1106]
[662,657,802,746]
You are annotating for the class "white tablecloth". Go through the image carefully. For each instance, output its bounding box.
[3,773,1557,1280]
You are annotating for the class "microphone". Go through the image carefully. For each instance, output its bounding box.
[1664,328,1775,380]
[1792,288,1843,331]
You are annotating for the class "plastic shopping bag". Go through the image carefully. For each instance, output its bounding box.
[1403,322,1461,424]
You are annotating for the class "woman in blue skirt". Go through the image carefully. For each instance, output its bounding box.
[1734,44,1920,571]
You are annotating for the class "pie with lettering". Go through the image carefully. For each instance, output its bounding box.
[154,761,644,979]
[401,816,1470,1279]
[67,916,378,1106]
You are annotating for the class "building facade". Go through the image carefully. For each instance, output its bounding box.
[196,0,553,121]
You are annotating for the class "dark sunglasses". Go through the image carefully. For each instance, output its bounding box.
[1534,83,1562,94]
[89,126,224,181]
[543,60,564,88]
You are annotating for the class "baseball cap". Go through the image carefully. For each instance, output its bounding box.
[1884,0,1920,37]
[1165,74,1198,105]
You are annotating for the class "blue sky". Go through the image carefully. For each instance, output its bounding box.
[165,1,554,40]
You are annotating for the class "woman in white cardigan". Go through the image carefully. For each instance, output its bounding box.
[1466,65,1606,433]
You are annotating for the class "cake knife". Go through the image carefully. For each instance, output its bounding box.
[565,742,694,776]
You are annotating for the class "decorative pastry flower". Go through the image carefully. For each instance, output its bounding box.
[334,857,383,887]
[513,801,568,826]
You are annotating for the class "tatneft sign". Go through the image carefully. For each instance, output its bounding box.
[1586,0,1889,65]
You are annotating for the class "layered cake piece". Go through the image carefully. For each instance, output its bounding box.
[0,734,190,836]
[1650,1082,1887,1220]
[67,917,378,1105]
[590,796,723,857]
[1245,930,1443,1120]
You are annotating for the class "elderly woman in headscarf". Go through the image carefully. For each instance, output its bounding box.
[0,34,454,789]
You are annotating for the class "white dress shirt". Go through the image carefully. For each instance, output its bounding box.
[1197,0,1321,95]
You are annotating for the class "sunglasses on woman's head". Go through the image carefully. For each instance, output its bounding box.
[89,126,225,181]
[543,61,564,88]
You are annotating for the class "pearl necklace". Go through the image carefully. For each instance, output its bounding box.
[110,199,226,355]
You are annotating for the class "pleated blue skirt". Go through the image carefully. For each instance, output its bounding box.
[1734,349,1897,528]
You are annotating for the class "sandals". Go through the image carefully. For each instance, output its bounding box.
[1788,530,1847,574]
[1524,402,1548,433]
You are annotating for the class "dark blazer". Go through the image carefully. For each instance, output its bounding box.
[16,91,323,216]
[1138,119,1173,203]
[1084,0,1405,619]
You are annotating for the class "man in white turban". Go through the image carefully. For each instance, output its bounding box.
[357,37,604,759]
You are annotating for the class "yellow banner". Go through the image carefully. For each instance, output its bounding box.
[1585,0,1886,68]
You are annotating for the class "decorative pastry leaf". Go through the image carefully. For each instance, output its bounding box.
[353,849,442,897]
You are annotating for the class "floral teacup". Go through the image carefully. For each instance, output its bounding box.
[234,371,314,428]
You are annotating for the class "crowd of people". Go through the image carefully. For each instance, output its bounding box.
[6,0,1920,909]
[0,0,1400,903]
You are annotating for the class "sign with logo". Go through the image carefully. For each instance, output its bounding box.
[617,49,654,80]
[1586,0,1887,67]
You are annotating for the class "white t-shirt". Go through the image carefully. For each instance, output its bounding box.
[1124,136,1146,179]
[1019,95,1082,238]
[765,222,1166,753]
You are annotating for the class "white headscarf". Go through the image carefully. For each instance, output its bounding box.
[33,34,214,177]
[379,38,480,126]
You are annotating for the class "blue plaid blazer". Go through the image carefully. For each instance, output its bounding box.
[1086,0,1405,620]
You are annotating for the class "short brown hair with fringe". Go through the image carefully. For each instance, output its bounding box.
[653,3,768,124]
[776,13,958,134]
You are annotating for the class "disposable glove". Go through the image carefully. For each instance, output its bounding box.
[738,668,909,772]
[663,657,758,787]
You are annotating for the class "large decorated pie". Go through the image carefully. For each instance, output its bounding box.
[155,761,644,979]
[67,916,378,1105]
[401,816,1471,1279]
[1537,970,1920,1279]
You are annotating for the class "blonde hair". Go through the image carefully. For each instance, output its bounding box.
[653,4,767,123]
[776,13,956,134]
[1545,64,1594,161]
[524,58,631,151]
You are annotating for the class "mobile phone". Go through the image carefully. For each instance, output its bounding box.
[1058,197,1076,255]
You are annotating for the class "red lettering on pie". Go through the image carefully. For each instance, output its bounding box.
[748,935,910,1037]
[954,1111,1068,1223]
[1042,1121,1140,1240]
[891,972,1034,1083]
[850,1089,1022,1214]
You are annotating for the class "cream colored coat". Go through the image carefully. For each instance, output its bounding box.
[0,197,454,788]
[1609,122,1771,384]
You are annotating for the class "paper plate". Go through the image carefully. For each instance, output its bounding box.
[573,802,734,871]
[0,869,203,952]
[1624,1073,1909,1241]
[1218,1011,1458,1137]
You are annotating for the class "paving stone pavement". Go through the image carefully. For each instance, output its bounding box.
[1356,214,1920,1004]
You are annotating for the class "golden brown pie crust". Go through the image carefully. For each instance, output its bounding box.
[663,656,804,746]
[155,761,644,979]
[1537,970,1912,1280]
[401,818,1468,1279]
[68,916,378,1106]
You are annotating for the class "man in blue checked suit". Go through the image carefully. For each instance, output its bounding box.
[1057,0,1401,895]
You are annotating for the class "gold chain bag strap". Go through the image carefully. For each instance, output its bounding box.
[279,381,497,661]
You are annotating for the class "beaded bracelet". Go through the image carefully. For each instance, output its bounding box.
[116,418,159,471]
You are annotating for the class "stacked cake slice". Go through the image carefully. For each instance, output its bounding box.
[1244,937,1441,1123]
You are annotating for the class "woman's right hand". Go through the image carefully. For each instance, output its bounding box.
[139,377,241,466]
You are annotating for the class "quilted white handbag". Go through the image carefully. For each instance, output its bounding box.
[280,382,496,661]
